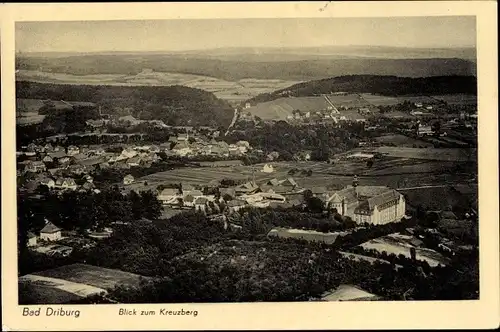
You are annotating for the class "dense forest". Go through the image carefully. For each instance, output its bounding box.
[224,121,365,160]
[17,81,234,127]
[17,55,475,81]
[19,207,478,302]
[247,75,478,104]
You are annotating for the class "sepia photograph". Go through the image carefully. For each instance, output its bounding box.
[2,1,499,331]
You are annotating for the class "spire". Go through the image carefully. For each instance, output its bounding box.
[352,175,359,188]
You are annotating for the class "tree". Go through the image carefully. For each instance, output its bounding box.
[303,189,313,201]
[431,121,441,137]
[140,191,162,220]
[222,194,234,202]
[306,197,324,213]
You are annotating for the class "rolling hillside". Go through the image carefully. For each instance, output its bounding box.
[17,54,476,82]
[247,75,477,104]
[16,81,235,128]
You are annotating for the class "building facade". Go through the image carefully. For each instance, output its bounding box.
[327,185,406,225]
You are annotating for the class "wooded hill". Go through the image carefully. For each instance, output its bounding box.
[17,54,475,81]
[247,75,477,104]
[16,81,234,128]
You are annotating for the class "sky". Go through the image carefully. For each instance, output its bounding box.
[16,16,476,53]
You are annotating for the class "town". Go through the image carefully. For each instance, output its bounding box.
[17,88,479,304]
[15,18,479,305]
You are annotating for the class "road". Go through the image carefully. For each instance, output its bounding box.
[397,184,478,191]
[225,108,239,136]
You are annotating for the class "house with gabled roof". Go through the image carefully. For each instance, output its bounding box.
[280,177,298,189]
[40,177,56,189]
[126,156,142,167]
[182,190,204,207]
[123,174,135,185]
[25,161,47,173]
[40,220,62,242]
[54,177,77,191]
[227,199,247,213]
[235,181,260,195]
[194,197,209,214]
[121,147,138,159]
[57,156,74,166]
[158,188,181,205]
[48,150,67,159]
[310,187,329,201]
[172,141,192,157]
[80,181,96,192]
[66,145,80,156]
[27,232,38,247]
[261,164,275,173]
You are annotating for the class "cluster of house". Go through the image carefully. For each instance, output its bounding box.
[165,133,251,158]
[156,175,407,226]
[156,177,301,215]
[18,134,254,189]
[86,115,223,137]
[17,142,162,193]
[284,109,367,124]
[85,115,169,131]
[26,220,63,247]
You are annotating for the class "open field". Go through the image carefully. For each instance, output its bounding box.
[359,93,400,106]
[374,146,476,162]
[121,164,292,193]
[374,134,434,148]
[274,158,463,177]
[31,263,145,290]
[361,94,445,106]
[16,98,46,113]
[123,157,476,196]
[16,98,47,125]
[16,98,95,125]
[325,94,371,108]
[16,70,300,104]
[268,228,349,244]
[321,284,381,301]
[399,185,475,211]
[246,96,331,120]
[359,233,450,267]
[431,94,477,105]
[19,274,107,299]
[19,264,146,304]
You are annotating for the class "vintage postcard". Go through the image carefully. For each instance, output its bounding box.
[1,1,498,331]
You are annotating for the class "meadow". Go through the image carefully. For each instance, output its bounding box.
[374,134,433,148]
[31,263,145,290]
[359,93,400,106]
[326,94,371,108]
[431,94,478,105]
[16,98,47,125]
[16,70,300,105]
[246,96,331,120]
[399,185,475,211]
[122,156,475,195]
[359,234,449,267]
[374,146,476,162]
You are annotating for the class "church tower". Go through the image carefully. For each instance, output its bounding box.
[352,175,359,188]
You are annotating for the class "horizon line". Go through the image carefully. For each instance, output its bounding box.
[16,44,477,54]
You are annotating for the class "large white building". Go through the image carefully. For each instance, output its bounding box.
[327,185,406,225]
